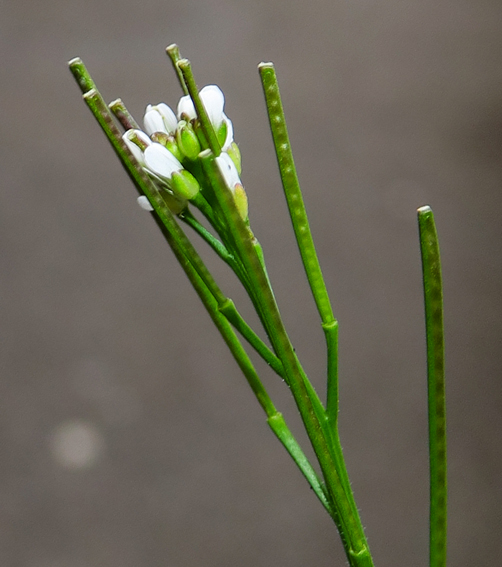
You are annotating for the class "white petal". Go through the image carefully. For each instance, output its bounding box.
[144,104,177,135]
[144,109,167,136]
[137,196,154,211]
[122,129,151,165]
[216,152,241,190]
[200,85,225,129]
[221,114,234,151]
[144,143,183,181]
[156,103,178,133]
[177,94,196,121]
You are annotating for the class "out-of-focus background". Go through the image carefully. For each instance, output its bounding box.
[1,1,501,566]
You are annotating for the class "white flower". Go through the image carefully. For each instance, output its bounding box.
[177,85,234,151]
[123,126,199,201]
[143,103,178,136]
[124,131,183,182]
[143,143,184,182]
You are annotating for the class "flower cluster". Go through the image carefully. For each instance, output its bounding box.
[122,85,246,219]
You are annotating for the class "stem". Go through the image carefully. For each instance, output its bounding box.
[109,98,140,130]
[178,214,284,377]
[178,59,222,156]
[418,206,447,567]
[180,209,235,265]
[154,207,332,514]
[258,63,339,425]
[218,298,284,377]
[258,61,362,545]
[201,149,373,567]
[166,43,189,95]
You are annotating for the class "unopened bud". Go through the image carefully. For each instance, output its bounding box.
[144,103,177,136]
[170,169,200,200]
[150,131,169,146]
[176,121,201,160]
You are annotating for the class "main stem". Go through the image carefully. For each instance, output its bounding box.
[203,152,374,567]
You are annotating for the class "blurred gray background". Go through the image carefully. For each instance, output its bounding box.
[1,0,501,566]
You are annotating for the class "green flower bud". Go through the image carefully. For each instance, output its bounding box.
[170,169,200,200]
[176,120,201,160]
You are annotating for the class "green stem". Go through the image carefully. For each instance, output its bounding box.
[178,59,222,156]
[168,234,332,515]
[218,298,284,377]
[166,43,189,95]
[258,63,339,427]
[179,209,235,265]
[201,149,373,567]
[183,216,280,368]
[258,61,361,540]
[267,413,332,514]
[152,202,332,515]
[178,212,284,377]
[418,206,447,567]
[109,98,140,130]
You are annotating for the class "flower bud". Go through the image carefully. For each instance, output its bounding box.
[176,120,201,160]
[193,120,209,150]
[143,143,200,200]
[170,170,200,200]
[144,103,177,136]
[137,192,188,215]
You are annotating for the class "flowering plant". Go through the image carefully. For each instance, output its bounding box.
[69,44,446,567]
